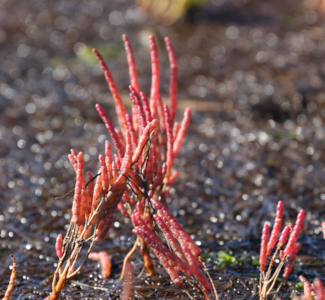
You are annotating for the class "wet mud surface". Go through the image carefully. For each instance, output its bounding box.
[1,0,325,299]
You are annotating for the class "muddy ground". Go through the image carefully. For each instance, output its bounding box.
[0,0,325,299]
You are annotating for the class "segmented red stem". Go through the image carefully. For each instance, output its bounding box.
[123,34,140,131]
[96,211,114,241]
[146,128,158,183]
[313,278,325,300]
[125,114,137,151]
[283,243,298,278]
[172,122,180,143]
[92,173,102,208]
[259,223,269,272]
[86,172,94,218]
[277,225,290,248]
[96,104,124,159]
[168,171,179,185]
[112,161,118,182]
[157,95,166,131]
[105,140,113,185]
[152,163,166,191]
[72,152,85,225]
[284,209,305,255]
[68,151,77,173]
[181,243,212,291]
[96,182,126,238]
[81,183,89,224]
[299,275,312,298]
[92,48,128,134]
[134,226,183,286]
[135,200,143,217]
[282,264,292,279]
[161,209,201,256]
[129,86,146,135]
[165,37,178,122]
[114,154,121,170]
[163,104,174,184]
[99,154,109,196]
[118,202,130,218]
[123,190,135,204]
[83,224,92,239]
[267,201,284,255]
[288,243,298,262]
[140,92,152,125]
[132,226,192,277]
[70,148,78,160]
[132,212,193,277]
[97,179,127,220]
[119,130,132,181]
[151,198,201,256]
[88,251,112,278]
[132,212,161,243]
[132,119,159,164]
[55,234,63,258]
[115,128,126,153]
[122,34,139,93]
[121,262,134,300]
[149,35,159,120]
[173,108,191,158]
[153,213,186,262]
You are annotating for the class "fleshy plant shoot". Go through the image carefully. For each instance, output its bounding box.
[45,124,157,300]
[259,201,305,300]
[92,34,217,298]
[45,34,219,299]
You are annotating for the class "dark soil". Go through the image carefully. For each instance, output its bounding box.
[0,0,325,299]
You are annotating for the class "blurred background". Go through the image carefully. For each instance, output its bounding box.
[1,0,325,298]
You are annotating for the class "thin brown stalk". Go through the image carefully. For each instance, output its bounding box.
[2,255,17,300]
[120,236,140,280]
[201,258,219,300]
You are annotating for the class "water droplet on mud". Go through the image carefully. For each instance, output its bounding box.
[51,211,58,217]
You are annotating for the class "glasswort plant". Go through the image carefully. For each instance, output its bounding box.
[43,34,215,299]
[259,201,305,300]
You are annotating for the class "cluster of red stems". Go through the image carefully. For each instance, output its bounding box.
[2,35,325,300]
[42,34,219,300]
[286,221,325,300]
[259,201,304,299]
[294,276,325,300]
[258,202,325,300]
